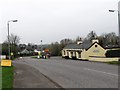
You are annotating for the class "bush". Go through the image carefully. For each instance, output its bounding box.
[105,50,120,57]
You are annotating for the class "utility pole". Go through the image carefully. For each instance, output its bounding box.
[7,22,10,59]
[118,1,120,46]
[109,1,120,46]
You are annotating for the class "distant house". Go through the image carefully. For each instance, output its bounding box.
[20,49,30,55]
[62,39,106,60]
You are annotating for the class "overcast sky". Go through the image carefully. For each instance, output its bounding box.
[0,0,119,44]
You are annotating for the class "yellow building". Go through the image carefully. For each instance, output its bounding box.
[62,39,106,60]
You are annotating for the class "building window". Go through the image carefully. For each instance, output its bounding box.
[95,45,97,47]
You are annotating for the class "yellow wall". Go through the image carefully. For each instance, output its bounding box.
[62,50,70,58]
[69,51,72,58]
[89,57,119,62]
[87,43,106,58]
[81,50,88,59]
[62,50,65,57]
[80,43,106,60]
[62,50,64,57]
[76,52,79,59]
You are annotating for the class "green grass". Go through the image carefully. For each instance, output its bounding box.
[107,61,120,65]
[0,67,2,90]
[2,66,14,89]
[31,56,38,58]
[31,56,43,59]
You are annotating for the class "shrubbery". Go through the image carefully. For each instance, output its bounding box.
[105,50,120,57]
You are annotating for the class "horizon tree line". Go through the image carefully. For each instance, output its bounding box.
[1,31,119,57]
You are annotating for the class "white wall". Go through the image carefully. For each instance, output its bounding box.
[0,55,6,60]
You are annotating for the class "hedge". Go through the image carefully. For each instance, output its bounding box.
[105,50,120,57]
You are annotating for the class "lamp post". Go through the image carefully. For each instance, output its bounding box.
[41,40,42,52]
[109,1,120,46]
[7,20,18,60]
[109,9,120,46]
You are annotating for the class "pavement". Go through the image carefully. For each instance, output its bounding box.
[13,60,62,89]
[13,56,119,88]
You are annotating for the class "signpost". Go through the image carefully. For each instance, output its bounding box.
[1,60,12,67]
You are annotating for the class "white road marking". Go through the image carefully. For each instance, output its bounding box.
[84,68,118,77]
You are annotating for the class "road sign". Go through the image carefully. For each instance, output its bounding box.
[44,49,49,52]
[1,60,12,66]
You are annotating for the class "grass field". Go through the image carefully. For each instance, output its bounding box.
[2,66,14,89]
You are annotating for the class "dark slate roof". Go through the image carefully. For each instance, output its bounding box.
[64,41,92,50]
[64,44,82,49]
[104,45,120,49]
[20,49,29,54]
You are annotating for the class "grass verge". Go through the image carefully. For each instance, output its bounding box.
[0,67,2,89]
[107,61,120,65]
[31,56,38,58]
[2,66,14,89]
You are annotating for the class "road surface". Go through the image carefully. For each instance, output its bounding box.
[13,62,62,88]
[13,56,118,88]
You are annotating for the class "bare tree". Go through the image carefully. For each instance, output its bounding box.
[98,32,119,47]
[5,33,20,45]
[10,34,20,45]
[60,38,73,45]
[85,31,97,41]
[3,34,20,58]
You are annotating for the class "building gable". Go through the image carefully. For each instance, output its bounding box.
[86,42,105,51]
[86,43,106,57]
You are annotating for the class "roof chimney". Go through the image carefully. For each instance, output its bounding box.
[77,38,83,45]
[77,41,83,45]
[92,39,99,44]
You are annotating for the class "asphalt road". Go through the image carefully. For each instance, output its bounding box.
[13,56,118,88]
[13,62,61,88]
